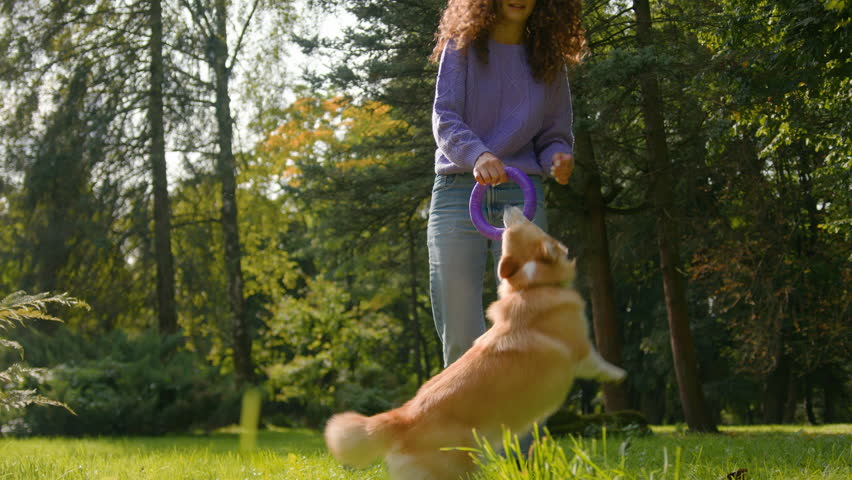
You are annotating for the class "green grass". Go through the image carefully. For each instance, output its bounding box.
[470,424,851,479]
[0,425,848,479]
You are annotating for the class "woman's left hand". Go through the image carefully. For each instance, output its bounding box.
[551,152,575,185]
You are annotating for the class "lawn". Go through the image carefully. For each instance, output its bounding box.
[0,425,848,479]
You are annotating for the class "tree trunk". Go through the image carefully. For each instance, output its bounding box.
[575,128,629,412]
[212,0,254,384]
[407,219,425,385]
[639,380,665,424]
[804,380,817,424]
[822,373,837,423]
[149,0,178,335]
[763,354,790,423]
[633,0,717,432]
[783,375,798,423]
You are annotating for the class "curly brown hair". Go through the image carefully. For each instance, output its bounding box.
[430,0,585,83]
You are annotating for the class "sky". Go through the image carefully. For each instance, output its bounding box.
[289,1,356,83]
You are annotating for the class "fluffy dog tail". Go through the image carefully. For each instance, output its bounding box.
[324,411,397,468]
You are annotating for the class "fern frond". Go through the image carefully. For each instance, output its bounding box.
[0,363,47,384]
[0,338,24,358]
[0,291,84,415]
[0,389,75,414]
[0,291,89,329]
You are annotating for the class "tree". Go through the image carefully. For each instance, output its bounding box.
[571,126,629,412]
[0,0,175,331]
[558,0,651,413]
[173,0,295,384]
[149,0,178,335]
[632,0,716,432]
[297,0,447,376]
[256,93,441,383]
[210,0,254,384]
[688,0,851,423]
[15,58,142,330]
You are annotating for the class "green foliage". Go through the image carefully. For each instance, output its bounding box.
[0,291,84,414]
[260,278,409,427]
[4,329,242,436]
[685,0,851,421]
[560,0,850,424]
[247,92,445,426]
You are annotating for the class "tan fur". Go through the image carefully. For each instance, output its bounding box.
[324,206,626,479]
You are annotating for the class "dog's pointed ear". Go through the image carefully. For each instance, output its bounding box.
[540,240,568,262]
[498,255,520,279]
[566,258,577,283]
[540,241,559,262]
[503,206,527,228]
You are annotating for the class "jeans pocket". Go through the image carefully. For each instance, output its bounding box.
[432,174,458,193]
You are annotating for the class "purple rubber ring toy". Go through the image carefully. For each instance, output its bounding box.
[469,166,537,241]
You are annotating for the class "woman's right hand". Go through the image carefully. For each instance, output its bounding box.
[473,152,507,185]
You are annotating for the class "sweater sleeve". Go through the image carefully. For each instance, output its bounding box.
[432,43,490,170]
[534,71,574,175]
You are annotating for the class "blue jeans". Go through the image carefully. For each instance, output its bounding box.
[427,173,548,367]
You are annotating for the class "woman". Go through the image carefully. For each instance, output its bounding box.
[428,0,585,366]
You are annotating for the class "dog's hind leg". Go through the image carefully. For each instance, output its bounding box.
[575,349,626,383]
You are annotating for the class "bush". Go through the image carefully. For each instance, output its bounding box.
[264,360,411,428]
[547,408,652,437]
[3,329,242,436]
[260,278,411,428]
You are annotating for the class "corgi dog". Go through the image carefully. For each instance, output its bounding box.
[325,206,626,480]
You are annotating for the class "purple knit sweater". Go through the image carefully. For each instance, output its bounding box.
[432,39,574,176]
